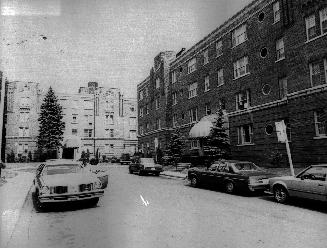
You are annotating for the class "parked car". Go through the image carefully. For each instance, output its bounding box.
[111,156,120,163]
[129,157,163,176]
[32,159,105,209]
[160,155,175,166]
[120,153,131,165]
[187,160,276,193]
[269,164,327,203]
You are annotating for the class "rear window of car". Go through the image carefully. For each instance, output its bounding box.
[140,158,155,164]
[234,163,258,171]
[44,164,81,175]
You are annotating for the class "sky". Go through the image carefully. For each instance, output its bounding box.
[1,0,252,98]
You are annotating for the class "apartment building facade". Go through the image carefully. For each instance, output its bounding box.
[4,81,137,161]
[138,0,327,167]
[137,51,176,156]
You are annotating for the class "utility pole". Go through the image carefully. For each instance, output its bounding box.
[0,73,5,162]
[93,87,96,158]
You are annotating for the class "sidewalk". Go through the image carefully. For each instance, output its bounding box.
[0,172,34,248]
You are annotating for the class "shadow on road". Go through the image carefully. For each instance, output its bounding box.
[31,192,100,213]
[258,195,327,214]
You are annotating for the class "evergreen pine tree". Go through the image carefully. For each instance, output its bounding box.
[37,87,65,158]
[205,108,230,160]
[167,129,184,165]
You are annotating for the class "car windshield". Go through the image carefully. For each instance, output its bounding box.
[44,164,81,175]
[234,162,259,171]
[140,158,155,164]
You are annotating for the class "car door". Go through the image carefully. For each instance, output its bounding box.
[290,167,327,201]
[206,165,218,185]
[213,163,226,186]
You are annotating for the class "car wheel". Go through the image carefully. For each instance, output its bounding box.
[138,170,143,176]
[225,181,235,194]
[190,176,199,187]
[129,168,133,174]
[89,197,99,207]
[34,190,44,210]
[155,172,160,176]
[273,186,289,203]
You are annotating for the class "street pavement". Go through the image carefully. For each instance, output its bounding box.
[4,165,327,248]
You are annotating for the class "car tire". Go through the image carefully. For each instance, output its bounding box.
[129,168,133,174]
[225,181,235,194]
[138,170,143,176]
[89,197,99,207]
[34,190,44,211]
[273,185,289,203]
[155,172,160,176]
[190,176,199,187]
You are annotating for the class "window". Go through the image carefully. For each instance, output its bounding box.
[238,124,253,144]
[276,38,285,61]
[156,78,160,89]
[321,8,327,34]
[19,112,29,122]
[188,82,198,99]
[203,75,210,92]
[139,126,144,135]
[217,69,224,86]
[218,99,226,110]
[309,62,325,87]
[300,167,327,181]
[18,127,29,137]
[23,144,28,153]
[273,1,280,23]
[172,71,177,84]
[188,107,198,123]
[145,104,149,115]
[190,140,200,149]
[172,114,178,128]
[233,56,249,79]
[129,130,137,139]
[155,98,160,109]
[139,107,143,117]
[19,97,30,108]
[84,129,93,137]
[110,129,114,137]
[232,24,247,47]
[314,109,326,137]
[203,49,209,64]
[72,129,77,135]
[72,115,77,123]
[279,77,288,99]
[236,90,251,110]
[84,100,93,110]
[172,92,177,105]
[306,15,316,40]
[216,40,223,56]
[145,87,148,97]
[155,119,161,130]
[205,103,211,115]
[110,144,114,149]
[188,58,196,74]
[139,90,144,100]
[129,117,136,126]
[18,144,23,154]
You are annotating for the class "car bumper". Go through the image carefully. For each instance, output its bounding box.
[248,183,270,192]
[142,168,162,173]
[39,190,104,203]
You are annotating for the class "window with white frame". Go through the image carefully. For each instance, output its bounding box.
[146,123,150,131]
[237,124,253,144]
[155,98,160,109]
[321,8,327,34]
[233,56,249,79]
[188,82,198,99]
[204,75,210,92]
[156,78,160,89]
[129,130,137,139]
[19,112,29,122]
[217,69,224,86]
[84,129,93,137]
[145,87,149,97]
[306,15,317,41]
[18,127,29,137]
[23,144,28,153]
[190,140,200,149]
[139,90,144,100]
[203,49,209,64]
[155,118,161,130]
[139,107,143,117]
[216,40,223,56]
[314,109,326,136]
[205,103,211,115]
[110,129,114,137]
[72,114,78,123]
[273,1,280,23]
[129,117,136,126]
[188,107,198,123]
[172,70,177,84]
[19,97,30,108]
[236,90,251,110]
[172,114,178,127]
[188,58,196,74]
[140,126,144,135]
[218,99,226,110]
[17,144,23,154]
[232,24,247,47]
[279,77,288,99]
[72,129,78,135]
[309,62,324,87]
[172,92,177,105]
[145,104,149,114]
[276,38,285,61]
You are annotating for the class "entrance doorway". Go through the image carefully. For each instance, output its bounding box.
[62,148,75,159]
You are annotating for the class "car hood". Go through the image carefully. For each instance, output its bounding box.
[239,171,276,178]
[142,163,162,168]
[42,172,98,186]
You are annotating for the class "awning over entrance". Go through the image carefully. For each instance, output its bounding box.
[63,135,82,148]
[188,113,228,139]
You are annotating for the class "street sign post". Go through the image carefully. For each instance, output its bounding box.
[275,120,295,176]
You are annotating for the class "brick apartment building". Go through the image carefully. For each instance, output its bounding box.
[4,81,137,161]
[138,0,327,167]
[137,51,176,156]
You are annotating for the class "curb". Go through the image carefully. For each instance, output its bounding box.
[160,173,187,180]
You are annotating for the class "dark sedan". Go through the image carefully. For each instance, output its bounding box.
[187,160,276,194]
[129,158,163,176]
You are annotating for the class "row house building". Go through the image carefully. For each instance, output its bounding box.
[4,81,137,161]
[138,0,327,167]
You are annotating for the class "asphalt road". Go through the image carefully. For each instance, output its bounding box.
[7,165,327,248]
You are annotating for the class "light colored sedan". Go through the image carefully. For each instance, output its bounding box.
[33,159,104,208]
[269,164,327,203]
